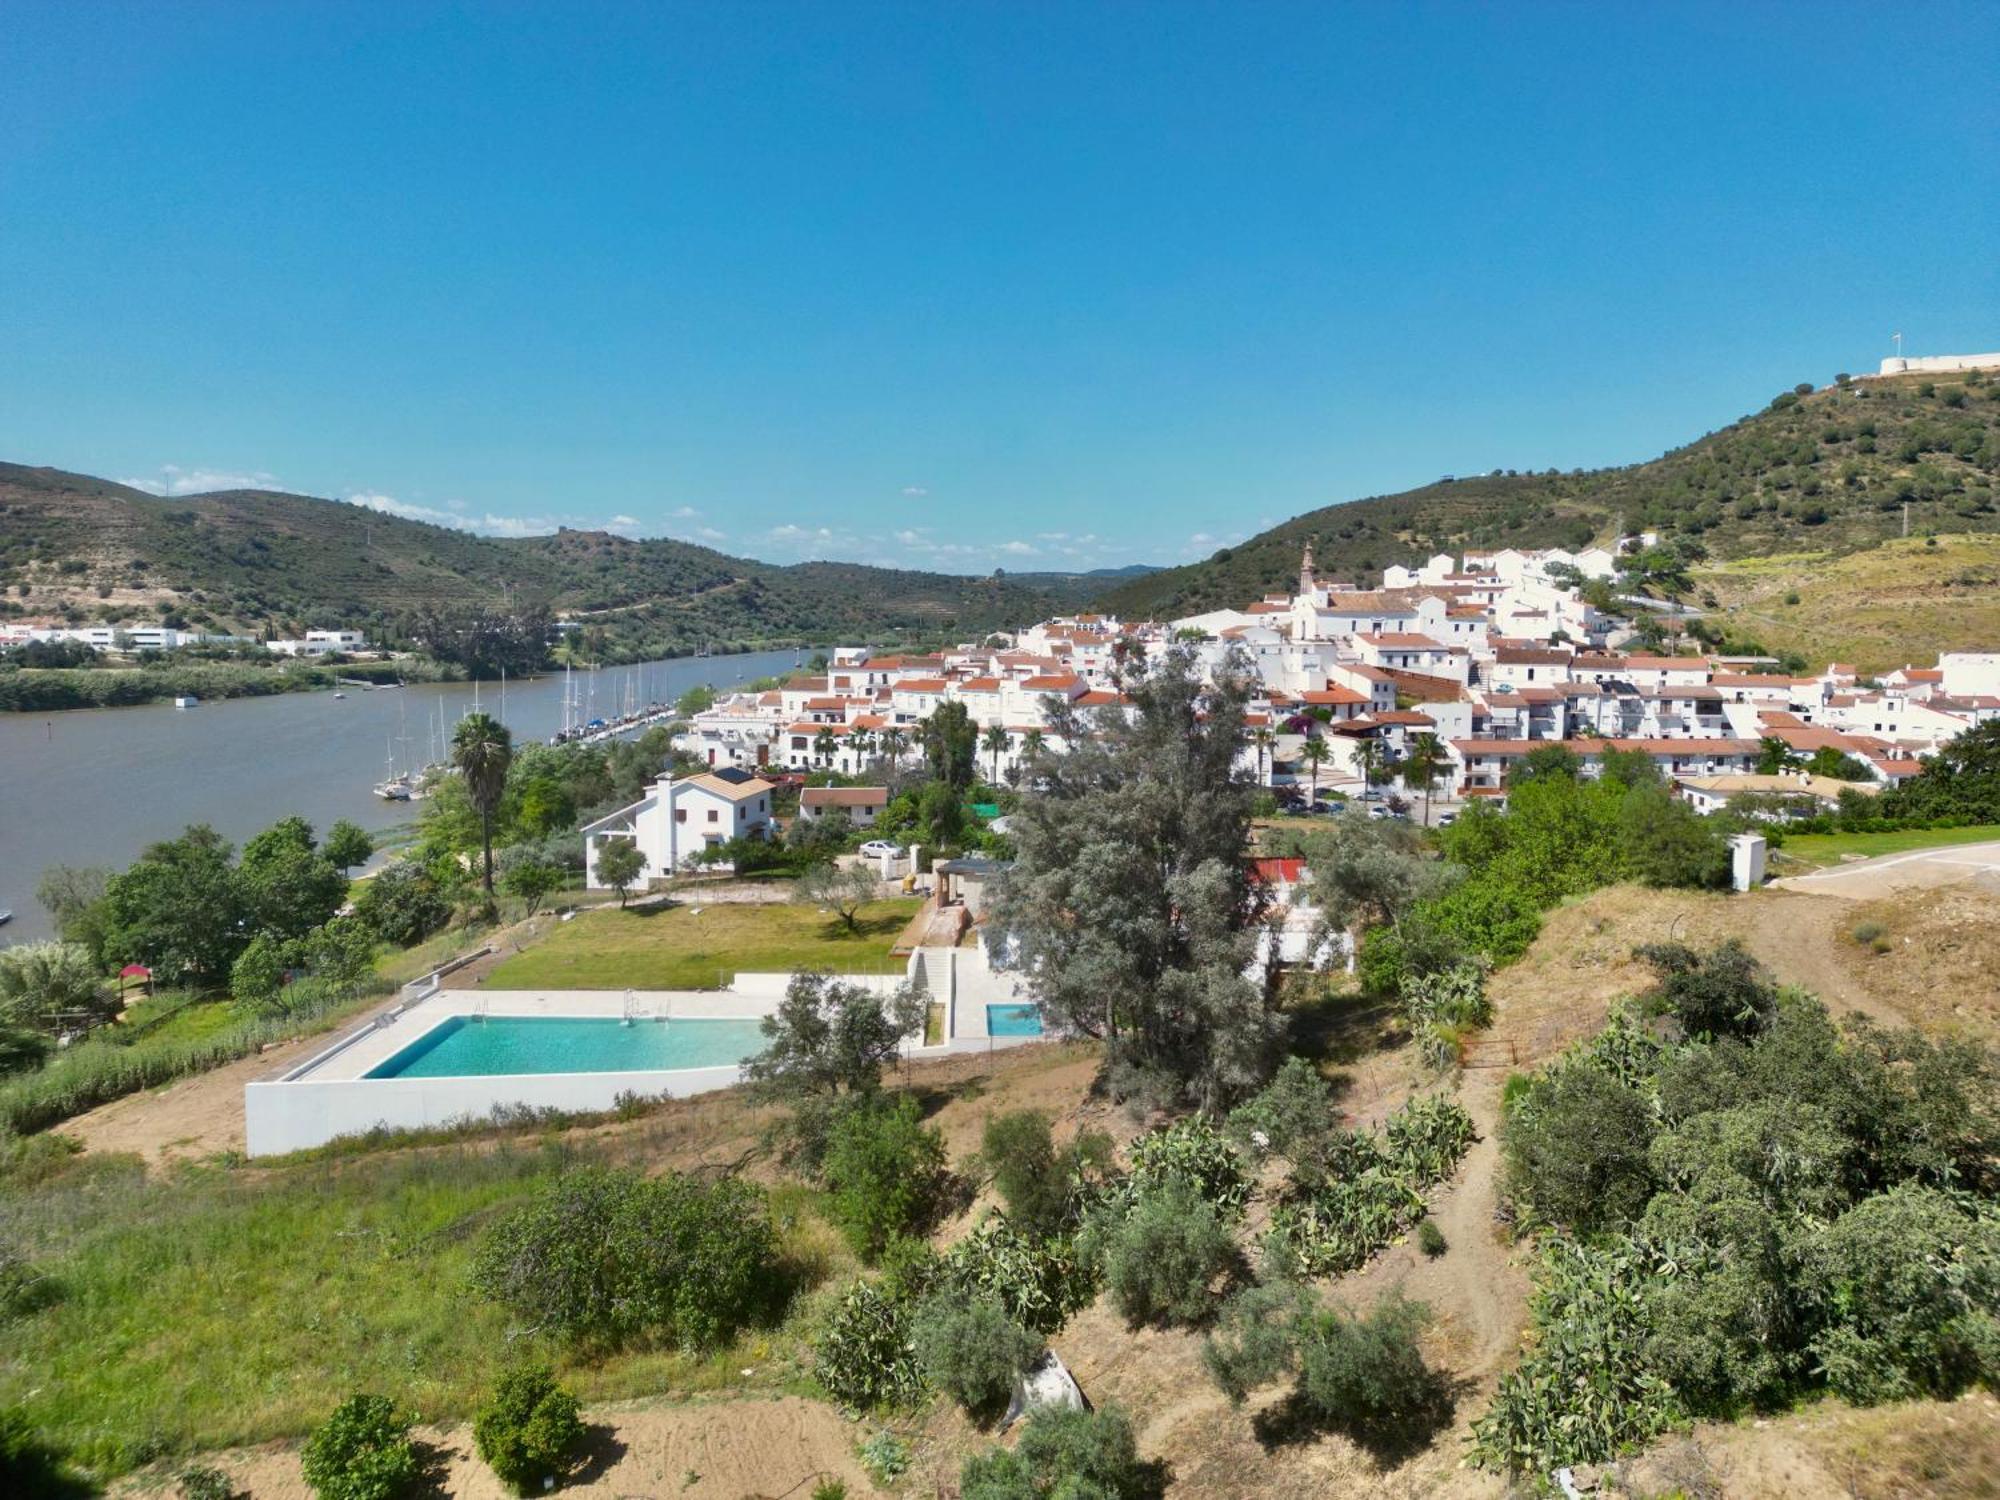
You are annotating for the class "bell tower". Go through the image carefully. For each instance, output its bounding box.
[1298,540,1317,598]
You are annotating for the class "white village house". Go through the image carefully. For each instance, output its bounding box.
[583,768,776,887]
[797,785,891,826]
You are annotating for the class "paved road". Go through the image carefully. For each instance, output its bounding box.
[1772,839,2000,899]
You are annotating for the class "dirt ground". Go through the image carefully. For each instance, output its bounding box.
[117,1396,887,1500]
[81,875,2000,1499]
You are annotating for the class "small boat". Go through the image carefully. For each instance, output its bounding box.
[373,776,413,802]
[332,691,347,700]
[173,695,198,709]
[0,911,12,928]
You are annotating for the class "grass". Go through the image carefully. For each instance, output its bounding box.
[1773,823,2000,870]
[484,898,920,990]
[1697,533,2000,674]
[0,1140,857,1478]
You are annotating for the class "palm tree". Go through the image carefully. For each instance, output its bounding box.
[812,726,838,768]
[1354,735,1387,800]
[1301,735,1328,808]
[981,723,1010,784]
[1404,732,1446,826]
[1021,727,1045,762]
[452,711,514,899]
[880,726,907,766]
[1252,726,1275,786]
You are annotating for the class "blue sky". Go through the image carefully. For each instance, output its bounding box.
[1,3,1995,574]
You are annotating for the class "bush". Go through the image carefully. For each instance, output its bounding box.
[1635,940,1777,1040]
[470,1167,779,1349]
[909,1291,1044,1420]
[1416,1219,1447,1257]
[813,1279,923,1410]
[178,1464,234,1500]
[1226,1055,1341,1165]
[1125,1115,1249,1218]
[1503,1064,1657,1234]
[821,1093,949,1261]
[1804,1186,2000,1405]
[351,863,452,947]
[300,1395,419,1500]
[1294,1294,1448,1449]
[932,1216,1099,1335]
[981,1109,1094,1239]
[1401,962,1491,1072]
[1086,1179,1235,1329]
[0,1406,89,1499]
[856,1430,911,1484]
[959,1406,1157,1500]
[472,1366,586,1495]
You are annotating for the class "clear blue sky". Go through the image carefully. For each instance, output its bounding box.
[2,3,1995,574]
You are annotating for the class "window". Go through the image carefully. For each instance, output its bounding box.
[675,809,686,824]
[707,809,718,823]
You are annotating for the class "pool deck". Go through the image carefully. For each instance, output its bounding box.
[288,989,776,1083]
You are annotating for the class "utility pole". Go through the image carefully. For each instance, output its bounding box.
[1903,501,1910,539]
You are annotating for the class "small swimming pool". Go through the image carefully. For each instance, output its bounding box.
[365,1015,770,1079]
[987,1003,1045,1037]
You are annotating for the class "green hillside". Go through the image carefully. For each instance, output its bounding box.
[1099,370,2000,618]
[0,464,1105,656]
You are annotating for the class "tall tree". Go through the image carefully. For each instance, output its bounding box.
[923,700,978,792]
[1403,733,1446,826]
[100,825,249,989]
[238,816,347,940]
[989,647,1279,1112]
[813,726,838,768]
[453,711,515,899]
[1301,736,1328,806]
[982,723,1011,784]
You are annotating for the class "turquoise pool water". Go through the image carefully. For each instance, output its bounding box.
[987,1003,1045,1037]
[365,1015,770,1079]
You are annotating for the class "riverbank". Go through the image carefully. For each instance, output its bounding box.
[0,657,463,712]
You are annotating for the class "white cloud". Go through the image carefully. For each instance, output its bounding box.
[696,526,728,542]
[669,505,701,519]
[998,540,1039,556]
[121,465,296,497]
[1188,532,1216,547]
[902,485,929,498]
[894,529,928,547]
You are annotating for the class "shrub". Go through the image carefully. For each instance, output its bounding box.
[1635,940,1777,1040]
[909,1291,1044,1420]
[351,863,452,947]
[0,1406,88,1499]
[1503,1065,1657,1234]
[981,1109,1111,1239]
[1086,1179,1235,1329]
[932,1216,1098,1335]
[813,1279,923,1410]
[856,1430,911,1485]
[1294,1294,1448,1449]
[472,1366,586,1495]
[470,1167,779,1349]
[1225,1055,1341,1165]
[1401,962,1491,1072]
[1125,1115,1249,1218]
[300,1395,419,1500]
[821,1093,949,1261]
[959,1406,1156,1500]
[1416,1219,1447,1258]
[1804,1185,2000,1405]
[178,1464,234,1500]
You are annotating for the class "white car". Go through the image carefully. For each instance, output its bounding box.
[857,839,902,860]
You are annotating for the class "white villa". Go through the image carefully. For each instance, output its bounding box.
[583,768,776,887]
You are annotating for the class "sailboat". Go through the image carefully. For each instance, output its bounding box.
[373,734,413,801]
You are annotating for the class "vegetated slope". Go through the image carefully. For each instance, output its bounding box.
[1698,533,2000,673]
[0,463,1106,652]
[1100,370,2000,618]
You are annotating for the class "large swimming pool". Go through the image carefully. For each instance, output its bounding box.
[364,1015,770,1079]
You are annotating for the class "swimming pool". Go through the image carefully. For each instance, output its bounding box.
[986,1003,1045,1037]
[364,1015,770,1079]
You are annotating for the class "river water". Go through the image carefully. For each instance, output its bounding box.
[0,649,802,941]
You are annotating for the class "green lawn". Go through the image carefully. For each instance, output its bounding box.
[0,1140,851,1478]
[1773,823,2000,870]
[483,897,920,989]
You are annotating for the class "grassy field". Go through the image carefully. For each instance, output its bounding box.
[1697,533,2000,673]
[1772,823,2000,870]
[0,1135,852,1477]
[483,897,921,989]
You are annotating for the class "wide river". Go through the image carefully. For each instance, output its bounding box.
[0,649,802,941]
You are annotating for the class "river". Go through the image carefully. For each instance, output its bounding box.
[0,649,803,941]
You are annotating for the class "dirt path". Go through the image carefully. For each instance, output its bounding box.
[115,1396,886,1500]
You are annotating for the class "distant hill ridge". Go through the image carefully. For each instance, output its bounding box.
[1098,369,2000,619]
[0,463,1119,656]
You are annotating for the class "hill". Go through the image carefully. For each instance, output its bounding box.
[1099,369,2000,619]
[0,463,1108,656]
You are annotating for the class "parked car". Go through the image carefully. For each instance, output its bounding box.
[857,839,902,860]
[1436,809,1459,826]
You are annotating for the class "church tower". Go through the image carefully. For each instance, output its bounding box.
[1298,540,1317,598]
